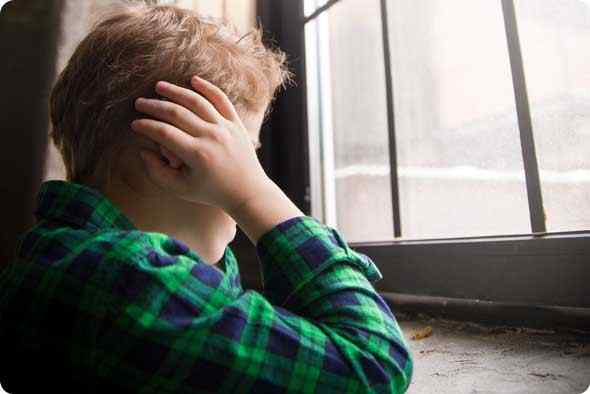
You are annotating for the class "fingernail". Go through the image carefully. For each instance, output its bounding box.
[130,120,140,131]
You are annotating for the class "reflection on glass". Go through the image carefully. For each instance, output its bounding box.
[387,0,531,238]
[516,0,590,232]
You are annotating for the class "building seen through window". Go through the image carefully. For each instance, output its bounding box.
[305,0,590,242]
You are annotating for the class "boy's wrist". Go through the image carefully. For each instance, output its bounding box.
[225,175,275,216]
[227,178,304,244]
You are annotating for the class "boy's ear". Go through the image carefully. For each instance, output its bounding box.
[138,149,186,197]
[159,144,183,169]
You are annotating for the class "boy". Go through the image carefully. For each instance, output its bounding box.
[0,3,412,393]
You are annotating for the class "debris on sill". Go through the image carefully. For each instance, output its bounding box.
[410,325,433,340]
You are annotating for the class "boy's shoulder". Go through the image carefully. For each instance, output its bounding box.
[0,221,215,316]
[16,220,143,263]
[13,220,201,274]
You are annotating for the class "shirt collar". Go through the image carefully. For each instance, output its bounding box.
[34,180,136,231]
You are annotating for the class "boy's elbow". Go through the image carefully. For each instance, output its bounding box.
[381,339,413,393]
[354,338,413,392]
[394,356,413,394]
[389,343,414,393]
[359,354,412,393]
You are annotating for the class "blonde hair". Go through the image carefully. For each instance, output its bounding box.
[50,2,291,186]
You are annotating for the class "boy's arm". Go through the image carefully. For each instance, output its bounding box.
[95,216,413,393]
[0,219,413,393]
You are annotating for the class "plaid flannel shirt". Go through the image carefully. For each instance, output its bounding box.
[0,180,412,393]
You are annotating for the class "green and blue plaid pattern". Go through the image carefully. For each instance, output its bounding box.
[0,180,412,393]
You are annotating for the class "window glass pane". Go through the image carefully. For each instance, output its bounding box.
[388,0,531,238]
[306,0,394,242]
[516,0,590,232]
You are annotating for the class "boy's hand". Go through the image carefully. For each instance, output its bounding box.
[131,76,271,213]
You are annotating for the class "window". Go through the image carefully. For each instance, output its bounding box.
[258,0,590,314]
[304,0,590,242]
[515,0,590,233]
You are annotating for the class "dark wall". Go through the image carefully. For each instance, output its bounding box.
[0,0,63,267]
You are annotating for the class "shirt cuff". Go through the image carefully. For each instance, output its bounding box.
[255,215,383,307]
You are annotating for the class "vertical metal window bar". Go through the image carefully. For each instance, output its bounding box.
[501,0,547,233]
[379,0,402,238]
[304,0,338,227]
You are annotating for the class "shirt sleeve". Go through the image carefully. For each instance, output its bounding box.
[95,216,413,393]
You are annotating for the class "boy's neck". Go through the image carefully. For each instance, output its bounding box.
[98,175,235,266]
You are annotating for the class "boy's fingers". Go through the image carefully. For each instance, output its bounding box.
[191,76,241,123]
[135,98,214,138]
[131,119,196,163]
[139,149,186,194]
[155,81,222,124]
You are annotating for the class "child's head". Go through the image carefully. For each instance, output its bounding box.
[50,3,290,188]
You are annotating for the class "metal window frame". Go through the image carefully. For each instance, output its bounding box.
[250,0,590,326]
